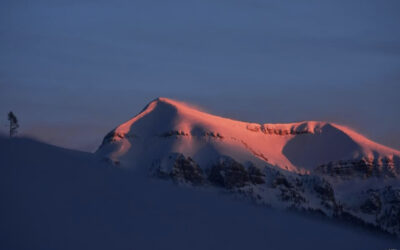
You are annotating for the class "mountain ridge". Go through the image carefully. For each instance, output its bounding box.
[97,97,400,174]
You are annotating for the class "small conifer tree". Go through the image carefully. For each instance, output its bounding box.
[8,111,19,137]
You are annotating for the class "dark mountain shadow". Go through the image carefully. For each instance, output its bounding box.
[282,124,361,170]
[0,135,394,250]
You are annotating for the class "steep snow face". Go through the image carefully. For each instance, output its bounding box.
[97,97,400,174]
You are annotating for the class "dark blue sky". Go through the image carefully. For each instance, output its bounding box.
[1,0,399,151]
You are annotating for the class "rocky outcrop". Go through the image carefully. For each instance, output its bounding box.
[375,186,400,235]
[360,190,382,214]
[208,159,250,189]
[151,153,400,237]
[311,178,335,202]
[315,157,399,179]
[207,157,265,189]
[152,154,205,185]
[160,130,224,139]
[153,155,265,188]
[160,130,190,137]
[98,131,138,149]
[271,173,292,189]
[99,131,126,145]
[170,155,205,185]
[245,123,313,135]
[248,165,266,184]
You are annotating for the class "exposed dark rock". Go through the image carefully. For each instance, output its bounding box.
[208,157,251,189]
[378,205,400,234]
[315,158,399,179]
[152,154,205,185]
[269,171,306,205]
[246,124,261,132]
[248,165,265,184]
[261,126,312,135]
[99,131,126,147]
[279,187,306,205]
[271,174,292,189]
[170,155,205,185]
[382,186,400,204]
[360,190,382,214]
[151,153,400,237]
[376,187,400,234]
[313,178,335,202]
[160,130,189,137]
[295,178,303,189]
[202,132,224,139]
[216,133,224,139]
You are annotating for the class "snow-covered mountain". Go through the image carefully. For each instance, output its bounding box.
[97,97,400,236]
[97,97,399,175]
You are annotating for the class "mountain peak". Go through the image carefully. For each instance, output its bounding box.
[144,97,198,112]
[153,97,179,104]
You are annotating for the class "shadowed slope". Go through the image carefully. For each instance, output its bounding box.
[282,123,361,169]
[0,136,396,250]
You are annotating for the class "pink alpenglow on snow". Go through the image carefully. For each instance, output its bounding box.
[97,97,400,175]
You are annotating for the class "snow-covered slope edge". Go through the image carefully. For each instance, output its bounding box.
[1,136,397,249]
[97,97,400,236]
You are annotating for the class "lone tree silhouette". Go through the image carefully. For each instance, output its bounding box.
[7,111,19,137]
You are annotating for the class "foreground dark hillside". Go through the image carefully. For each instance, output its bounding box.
[0,136,396,250]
